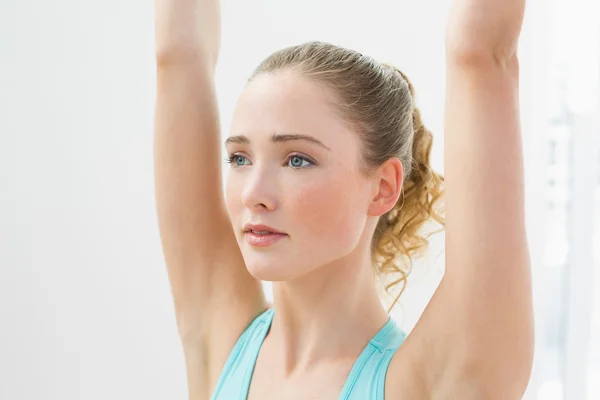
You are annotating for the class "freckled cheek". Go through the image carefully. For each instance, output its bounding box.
[292,177,361,239]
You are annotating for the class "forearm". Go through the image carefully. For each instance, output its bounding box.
[446,0,526,63]
[155,0,221,66]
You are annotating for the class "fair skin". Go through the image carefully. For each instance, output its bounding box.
[225,72,399,399]
[154,0,534,399]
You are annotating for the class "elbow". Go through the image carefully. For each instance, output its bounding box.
[446,45,520,71]
[155,45,217,71]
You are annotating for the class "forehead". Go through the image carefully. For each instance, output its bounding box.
[230,72,353,141]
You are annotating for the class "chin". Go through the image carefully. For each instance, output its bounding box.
[244,258,290,281]
[243,253,306,282]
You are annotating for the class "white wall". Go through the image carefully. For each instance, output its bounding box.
[0,1,535,399]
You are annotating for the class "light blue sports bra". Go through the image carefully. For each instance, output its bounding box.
[210,308,407,400]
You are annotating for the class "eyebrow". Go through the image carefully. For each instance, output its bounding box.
[225,132,332,151]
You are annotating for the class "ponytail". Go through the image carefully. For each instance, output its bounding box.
[372,69,445,312]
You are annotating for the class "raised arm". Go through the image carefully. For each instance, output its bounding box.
[154,1,266,398]
[391,0,534,398]
[443,0,534,389]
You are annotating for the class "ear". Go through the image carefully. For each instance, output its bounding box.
[367,158,404,217]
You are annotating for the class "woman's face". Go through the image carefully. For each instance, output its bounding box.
[225,72,381,281]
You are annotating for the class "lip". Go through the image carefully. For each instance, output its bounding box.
[243,223,288,248]
[243,223,286,235]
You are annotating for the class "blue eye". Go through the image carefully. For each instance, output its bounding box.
[226,154,315,168]
[226,154,250,166]
[288,155,313,169]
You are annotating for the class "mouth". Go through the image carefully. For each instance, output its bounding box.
[243,223,286,235]
[243,224,288,247]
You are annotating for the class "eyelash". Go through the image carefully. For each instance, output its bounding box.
[225,153,315,169]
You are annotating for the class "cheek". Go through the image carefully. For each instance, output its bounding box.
[292,172,366,249]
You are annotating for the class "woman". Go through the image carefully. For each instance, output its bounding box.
[153,0,534,398]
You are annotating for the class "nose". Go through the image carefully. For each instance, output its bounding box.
[240,165,278,212]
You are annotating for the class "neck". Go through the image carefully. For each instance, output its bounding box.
[268,240,389,376]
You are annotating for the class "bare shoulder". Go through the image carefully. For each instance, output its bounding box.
[386,342,484,400]
[385,299,482,400]
[386,277,528,400]
[176,229,267,398]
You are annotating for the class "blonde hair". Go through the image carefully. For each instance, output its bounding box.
[249,41,445,311]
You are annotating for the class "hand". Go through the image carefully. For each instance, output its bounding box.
[446,0,526,61]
